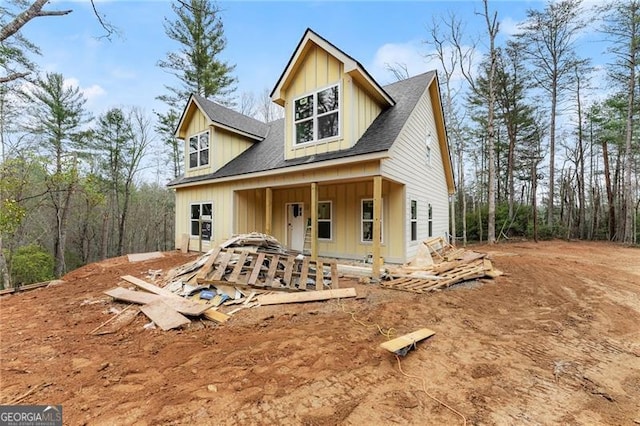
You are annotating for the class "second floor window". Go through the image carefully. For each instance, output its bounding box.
[189,130,209,168]
[294,84,339,145]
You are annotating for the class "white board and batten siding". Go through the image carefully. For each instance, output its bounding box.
[381,82,450,261]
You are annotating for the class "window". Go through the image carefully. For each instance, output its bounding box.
[361,199,383,243]
[318,201,332,240]
[411,200,417,241]
[428,203,433,237]
[294,84,339,145]
[425,132,432,165]
[190,202,212,241]
[188,131,209,168]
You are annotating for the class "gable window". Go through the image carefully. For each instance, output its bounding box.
[294,84,339,145]
[318,201,332,240]
[428,203,433,237]
[361,199,383,243]
[411,200,417,241]
[191,202,212,241]
[188,130,209,168]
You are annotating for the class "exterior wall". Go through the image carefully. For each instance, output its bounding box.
[282,44,382,160]
[183,109,254,179]
[381,83,450,261]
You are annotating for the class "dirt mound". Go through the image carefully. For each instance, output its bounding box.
[1,241,639,425]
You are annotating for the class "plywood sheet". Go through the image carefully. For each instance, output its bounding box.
[140,300,190,331]
[127,252,164,262]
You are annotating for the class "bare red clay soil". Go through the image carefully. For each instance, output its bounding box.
[1,240,639,425]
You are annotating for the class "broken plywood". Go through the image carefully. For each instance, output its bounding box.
[104,287,209,316]
[127,251,164,262]
[380,328,435,355]
[140,300,190,331]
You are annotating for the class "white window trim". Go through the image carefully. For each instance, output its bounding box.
[190,201,213,241]
[318,200,333,241]
[292,82,341,147]
[188,130,210,169]
[361,198,384,244]
[410,199,418,242]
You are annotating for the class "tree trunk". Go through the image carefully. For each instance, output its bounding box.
[622,43,636,243]
[602,139,616,240]
[547,81,557,228]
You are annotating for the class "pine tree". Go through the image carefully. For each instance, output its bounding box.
[157,0,237,108]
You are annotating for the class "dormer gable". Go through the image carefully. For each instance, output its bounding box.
[176,94,269,178]
[270,29,396,160]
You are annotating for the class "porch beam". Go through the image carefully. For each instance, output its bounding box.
[372,175,382,280]
[265,187,272,235]
[311,182,318,260]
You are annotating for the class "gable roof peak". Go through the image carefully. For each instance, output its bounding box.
[270,28,395,108]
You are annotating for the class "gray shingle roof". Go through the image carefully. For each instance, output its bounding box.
[193,94,270,139]
[168,71,435,187]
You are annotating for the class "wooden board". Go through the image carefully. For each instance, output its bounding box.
[203,308,230,323]
[140,300,190,331]
[127,251,164,262]
[211,251,233,281]
[228,251,248,283]
[283,257,295,287]
[380,328,436,353]
[315,260,324,290]
[180,233,190,253]
[299,257,309,290]
[105,287,210,316]
[195,247,221,282]
[330,261,339,288]
[248,253,265,285]
[257,288,357,306]
[265,255,279,286]
[121,275,177,299]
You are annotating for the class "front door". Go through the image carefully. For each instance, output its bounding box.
[286,202,305,251]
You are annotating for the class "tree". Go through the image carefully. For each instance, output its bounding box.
[154,109,182,179]
[516,0,586,228]
[599,0,640,243]
[256,88,283,123]
[23,72,89,277]
[157,0,237,109]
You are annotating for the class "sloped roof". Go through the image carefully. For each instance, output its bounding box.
[181,94,270,140]
[167,71,436,188]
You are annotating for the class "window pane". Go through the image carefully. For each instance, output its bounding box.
[199,132,209,149]
[202,203,212,216]
[317,86,338,114]
[191,220,199,236]
[318,112,339,140]
[295,120,314,144]
[411,222,417,241]
[362,221,373,241]
[201,221,212,241]
[318,202,331,220]
[200,149,209,166]
[189,136,198,153]
[189,153,198,168]
[318,221,331,239]
[411,200,417,219]
[362,200,373,220]
[294,95,313,121]
[191,204,201,220]
[428,204,433,219]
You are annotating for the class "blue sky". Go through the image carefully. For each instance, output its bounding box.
[18,0,553,117]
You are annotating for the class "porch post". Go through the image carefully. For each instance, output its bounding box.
[372,175,382,280]
[311,182,318,260]
[265,187,272,235]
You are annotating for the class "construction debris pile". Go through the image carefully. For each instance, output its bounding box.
[381,236,503,294]
[100,233,356,332]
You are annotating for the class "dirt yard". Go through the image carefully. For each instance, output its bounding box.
[1,240,639,425]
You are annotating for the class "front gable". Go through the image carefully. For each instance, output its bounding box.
[175,95,262,179]
[271,29,396,161]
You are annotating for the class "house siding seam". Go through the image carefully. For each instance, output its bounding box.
[381,83,450,261]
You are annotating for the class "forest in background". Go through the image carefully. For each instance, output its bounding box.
[1,0,638,288]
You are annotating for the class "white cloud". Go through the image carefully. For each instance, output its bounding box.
[110,67,136,80]
[63,77,107,102]
[500,17,522,37]
[369,40,431,83]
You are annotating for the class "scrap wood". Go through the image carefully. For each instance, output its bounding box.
[257,287,357,306]
[104,287,209,316]
[127,251,164,262]
[203,308,230,323]
[121,275,178,299]
[140,300,190,331]
[380,328,435,356]
[89,304,138,335]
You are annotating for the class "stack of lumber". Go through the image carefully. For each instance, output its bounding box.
[101,234,357,332]
[381,237,503,294]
